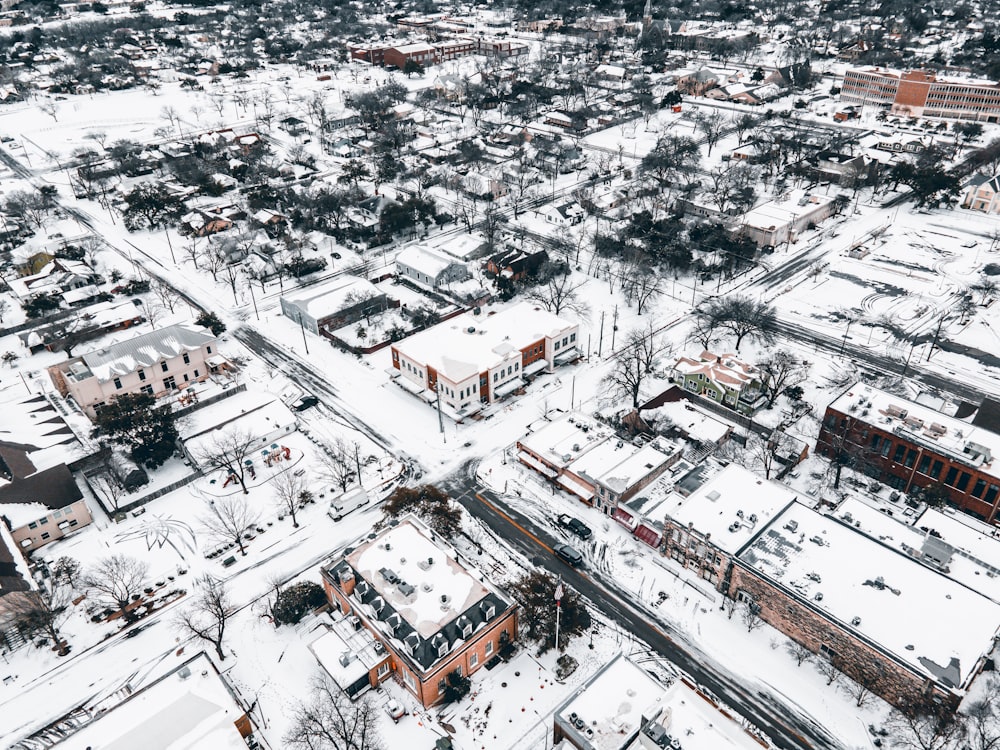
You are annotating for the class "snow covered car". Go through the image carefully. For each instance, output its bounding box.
[386,699,405,723]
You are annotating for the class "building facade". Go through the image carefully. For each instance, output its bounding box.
[816,383,1000,523]
[390,302,579,416]
[842,68,1000,122]
[320,515,517,708]
[48,324,222,418]
[279,275,391,335]
[669,350,766,415]
[962,173,1000,214]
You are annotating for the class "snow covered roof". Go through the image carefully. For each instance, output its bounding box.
[518,413,615,471]
[280,275,383,322]
[836,498,1000,603]
[331,515,513,673]
[555,653,665,750]
[0,393,85,473]
[640,398,733,445]
[310,617,386,693]
[664,464,798,553]
[76,324,215,384]
[52,652,248,750]
[742,189,837,232]
[395,244,462,279]
[829,382,1000,483]
[556,654,767,750]
[178,390,294,442]
[393,302,577,386]
[569,439,676,494]
[671,350,756,389]
[739,501,1000,689]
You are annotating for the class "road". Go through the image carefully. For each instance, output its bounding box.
[439,467,842,750]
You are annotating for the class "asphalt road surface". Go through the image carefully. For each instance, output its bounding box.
[439,467,842,750]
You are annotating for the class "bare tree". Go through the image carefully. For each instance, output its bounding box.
[963,674,1000,750]
[81,554,149,624]
[285,674,384,750]
[161,105,182,134]
[816,657,841,687]
[696,111,726,156]
[272,469,305,528]
[319,438,357,494]
[201,495,260,556]
[6,581,74,654]
[757,350,810,408]
[193,428,258,494]
[523,266,590,317]
[0,297,11,324]
[150,279,180,314]
[90,469,127,514]
[175,574,233,660]
[785,640,813,666]
[695,296,776,351]
[52,557,81,588]
[39,99,59,122]
[885,702,968,750]
[603,323,670,408]
[740,601,764,632]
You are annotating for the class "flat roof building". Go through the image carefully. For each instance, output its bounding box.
[391,302,579,417]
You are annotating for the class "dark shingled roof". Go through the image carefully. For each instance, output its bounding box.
[971,398,1000,434]
[0,464,83,510]
[0,532,32,595]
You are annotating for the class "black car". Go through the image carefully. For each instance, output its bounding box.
[557,514,592,540]
[554,543,583,566]
[291,395,319,411]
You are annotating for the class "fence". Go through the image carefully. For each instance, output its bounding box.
[171,382,247,419]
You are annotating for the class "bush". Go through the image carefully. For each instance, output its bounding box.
[195,311,226,335]
[273,581,327,625]
[284,256,327,278]
[441,668,471,704]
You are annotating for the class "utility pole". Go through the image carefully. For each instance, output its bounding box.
[610,305,619,351]
[597,310,605,357]
[354,442,362,487]
[248,282,259,321]
[436,388,446,444]
[554,579,563,653]
[298,313,310,355]
[163,226,176,264]
[927,314,947,361]
[839,318,853,355]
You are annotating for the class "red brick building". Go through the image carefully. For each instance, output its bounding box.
[842,68,1000,122]
[320,515,518,707]
[382,42,436,70]
[816,383,1000,523]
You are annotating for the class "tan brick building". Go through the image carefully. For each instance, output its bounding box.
[320,515,518,707]
[842,68,1000,122]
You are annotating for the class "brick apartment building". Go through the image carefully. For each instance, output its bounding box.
[390,302,579,417]
[320,515,518,708]
[729,501,1000,712]
[842,68,1000,121]
[816,382,1000,523]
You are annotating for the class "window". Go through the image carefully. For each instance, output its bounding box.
[28,521,37,530]
[918,455,931,474]
[41,532,50,540]
[944,467,959,487]
[113,377,123,390]
[207,346,212,354]
[182,353,190,365]
[493,373,498,382]
[892,444,906,463]
[736,590,754,605]
[904,449,917,468]
[39,517,48,525]
[957,472,972,493]
[163,376,176,390]
[570,333,576,342]
[986,485,1000,505]
[470,652,478,668]
[140,385,153,395]
[930,460,943,479]
[53,510,62,519]
[485,641,493,656]
[138,369,146,381]
[183,373,189,382]
[871,435,881,450]
[554,340,561,350]
[193,370,199,378]
[819,644,837,661]
[161,361,169,372]
[880,441,891,457]
[972,479,987,499]
[377,662,391,679]
[437,641,448,658]
[402,670,416,690]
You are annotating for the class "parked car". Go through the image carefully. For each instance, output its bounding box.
[553,543,584,567]
[386,699,405,723]
[291,395,319,411]
[557,514,592,540]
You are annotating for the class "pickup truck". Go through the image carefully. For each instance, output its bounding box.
[557,514,592,540]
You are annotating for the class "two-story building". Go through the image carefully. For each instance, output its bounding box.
[395,244,470,291]
[279,275,391,336]
[962,173,1000,214]
[48,324,223,418]
[320,515,518,708]
[816,383,1000,523]
[516,413,682,516]
[669,350,766,416]
[390,302,579,417]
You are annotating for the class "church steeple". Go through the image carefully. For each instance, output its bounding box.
[642,0,652,29]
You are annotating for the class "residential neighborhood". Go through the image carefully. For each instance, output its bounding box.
[1,0,1000,748]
